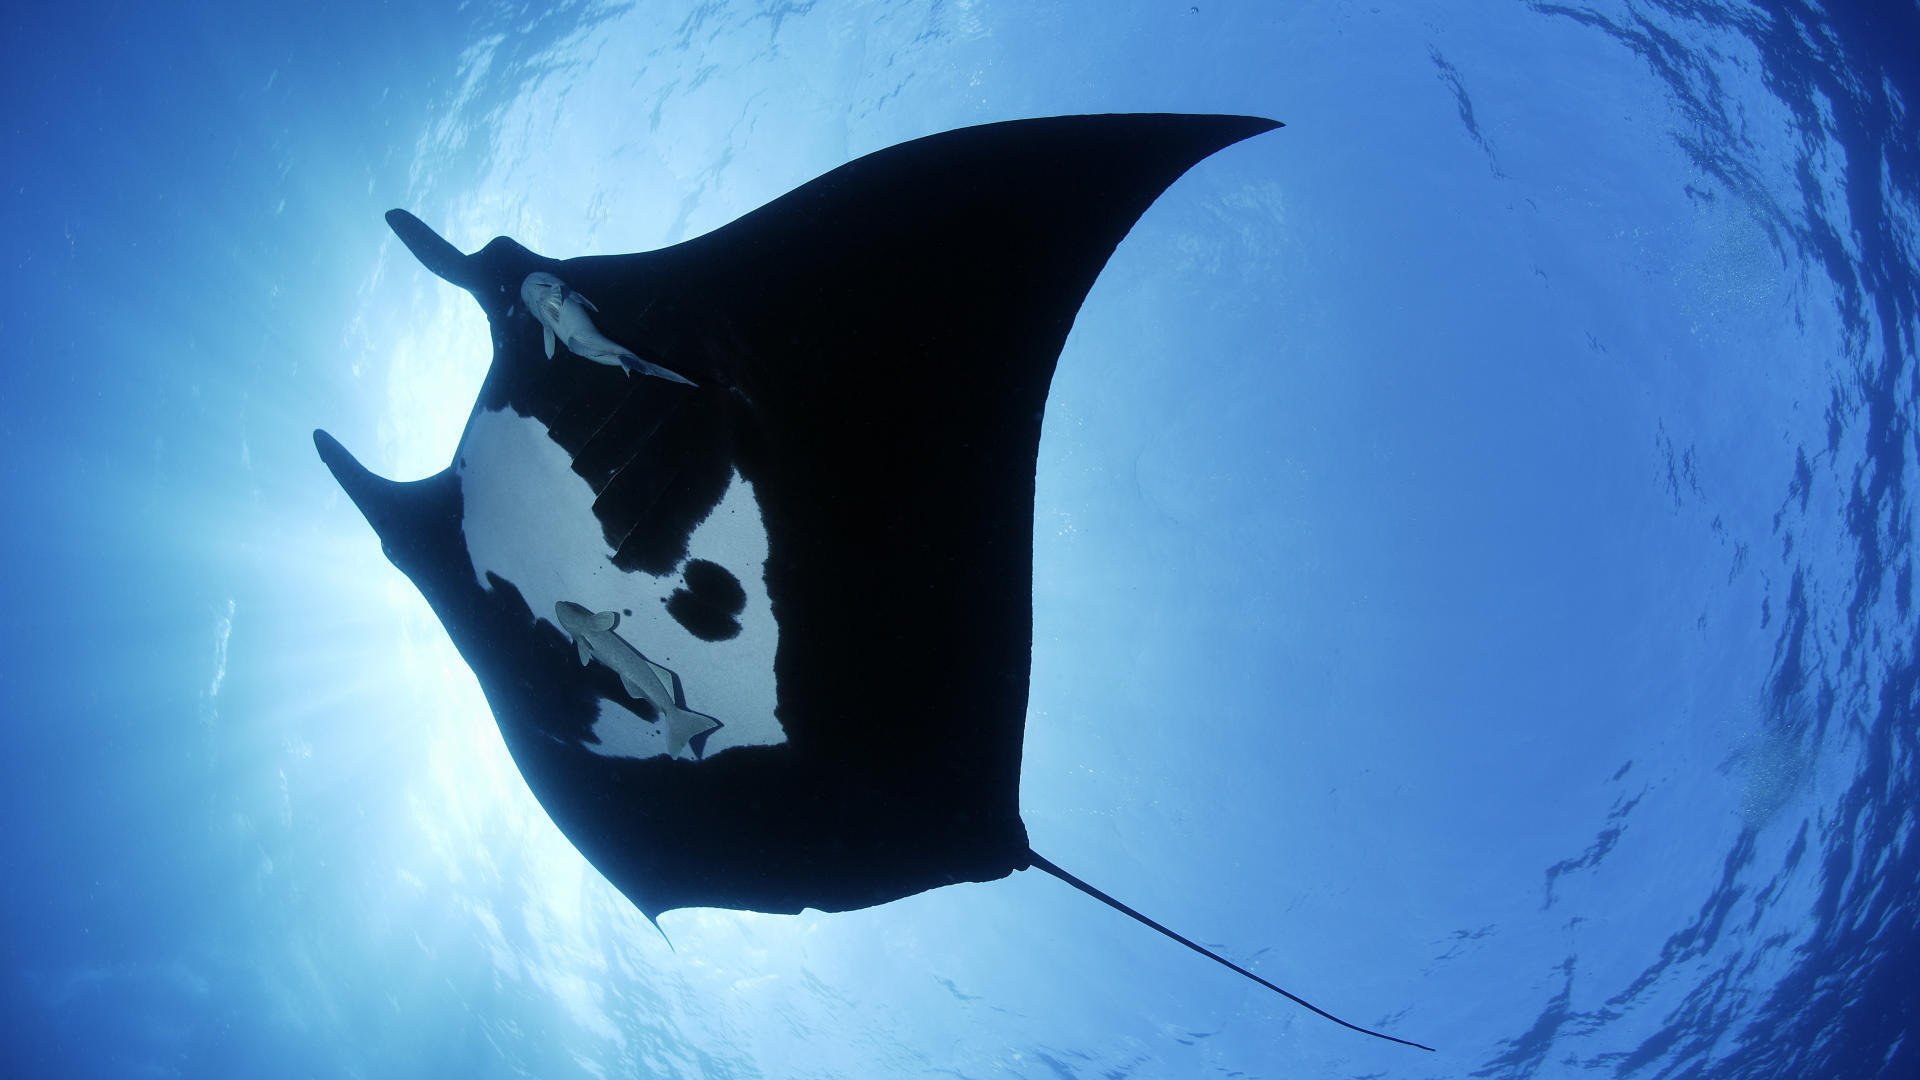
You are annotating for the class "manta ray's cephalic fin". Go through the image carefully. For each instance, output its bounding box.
[385,209,481,290]
[385,209,549,318]
[1025,850,1435,1052]
[312,429,460,574]
[313,429,409,527]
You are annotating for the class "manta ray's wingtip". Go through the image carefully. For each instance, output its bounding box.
[1232,114,1284,134]
[1182,113,1284,154]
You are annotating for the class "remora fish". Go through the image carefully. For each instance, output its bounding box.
[554,601,720,757]
[520,271,697,386]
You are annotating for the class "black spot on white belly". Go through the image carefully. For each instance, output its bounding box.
[665,558,747,641]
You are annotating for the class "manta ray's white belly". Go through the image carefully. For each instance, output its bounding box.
[454,405,784,759]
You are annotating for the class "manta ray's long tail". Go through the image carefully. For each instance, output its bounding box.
[1024,849,1435,1052]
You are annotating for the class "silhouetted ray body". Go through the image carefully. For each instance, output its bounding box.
[316,114,1428,1050]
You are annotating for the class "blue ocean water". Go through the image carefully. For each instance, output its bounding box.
[2,1,1914,1077]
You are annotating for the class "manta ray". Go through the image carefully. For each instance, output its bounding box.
[315,112,1430,1051]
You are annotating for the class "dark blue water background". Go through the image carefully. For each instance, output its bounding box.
[2,2,1913,1077]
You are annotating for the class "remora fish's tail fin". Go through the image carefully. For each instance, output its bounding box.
[662,708,721,757]
[627,355,699,387]
[1024,850,1435,1053]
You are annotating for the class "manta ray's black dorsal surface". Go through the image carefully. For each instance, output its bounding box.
[316,113,1429,1051]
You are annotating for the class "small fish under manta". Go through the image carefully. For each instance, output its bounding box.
[520,271,697,386]
[554,600,721,758]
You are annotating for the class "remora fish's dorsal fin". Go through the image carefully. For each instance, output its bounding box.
[588,610,619,632]
[645,659,686,706]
